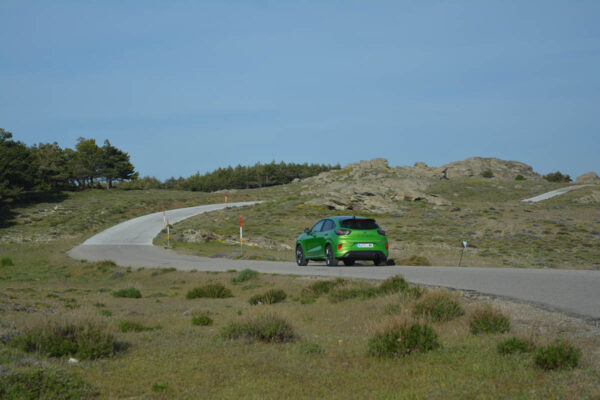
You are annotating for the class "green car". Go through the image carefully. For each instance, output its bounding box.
[295,216,389,266]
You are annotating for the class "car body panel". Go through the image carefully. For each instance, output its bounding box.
[296,216,388,264]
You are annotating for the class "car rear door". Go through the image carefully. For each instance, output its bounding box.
[316,219,336,256]
[305,220,325,257]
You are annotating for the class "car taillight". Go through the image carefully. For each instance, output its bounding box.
[336,229,351,235]
[337,244,343,251]
[385,243,389,250]
[378,229,386,236]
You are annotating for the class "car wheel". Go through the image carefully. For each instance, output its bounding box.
[325,245,338,266]
[296,245,308,266]
[374,257,387,266]
[343,259,355,266]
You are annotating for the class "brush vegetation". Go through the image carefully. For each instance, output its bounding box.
[469,305,511,335]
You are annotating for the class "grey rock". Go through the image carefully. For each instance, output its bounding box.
[576,172,600,184]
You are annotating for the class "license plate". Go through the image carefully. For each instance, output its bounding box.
[356,243,374,248]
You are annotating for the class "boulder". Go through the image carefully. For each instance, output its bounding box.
[576,172,600,184]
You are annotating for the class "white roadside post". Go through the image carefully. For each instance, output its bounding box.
[167,218,170,248]
[240,217,243,255]
[458,240,467,267]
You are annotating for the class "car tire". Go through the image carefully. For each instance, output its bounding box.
[343,259,355,266]
[374,257,387,266]
[325,245,338,266]
[296,245,308,266]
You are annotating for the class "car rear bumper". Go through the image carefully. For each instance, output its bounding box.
[338,250,387,260]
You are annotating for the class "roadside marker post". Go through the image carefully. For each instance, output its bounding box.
[458,240,467,267]
[240,217,243,254]
[163,210,166,227]
[167,218,170,248]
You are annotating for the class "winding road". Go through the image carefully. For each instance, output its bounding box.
[69,201,600,322]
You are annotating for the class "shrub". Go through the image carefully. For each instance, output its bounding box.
[151,383,170,393]
[299,342,324,355]
[97,309,112,317]
[515,174,526,181]
[378,275,409,295]
[186,283,232,299]
[413,290,464,322]
[482,170,494,178]
[112,287,142,299]
[534,340,581,370]
[368,321,440,358]
[0,365,94,399]
[118,321,158,333]
[10,320,116,360]
[249,289,287,305]
[544,171,572,183]
[301,278,346,297]
[220,313,296,343]
[231,269,259,283]
[192,314,213,326]
[328,286,378,303]
[469,305,510,334]
[497,337,535,355]
[1,256,14,267]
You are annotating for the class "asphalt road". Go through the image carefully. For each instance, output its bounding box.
[521,185,589,202]
[69,202,600,321]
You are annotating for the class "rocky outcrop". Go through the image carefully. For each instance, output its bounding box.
[576,172,600,184]
[301,157,540,215]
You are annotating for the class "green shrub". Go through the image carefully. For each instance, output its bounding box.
[534,340,581,370]
[482,170,494,178]
[1,256,14,267]
[112,287,142,298]
[544,171,572,183]
[378,275,409,295]
[0,365,94,399]
[231,269,259,283]
[98,309,112,317]
[299,342,324,355]
[151,383,170,393]
[301,278,346,297]
[249,289,287,305]
[220,313,296,343]
[497,337,535,355]
[469,305,510,334]
[413,290,464,322]
[515,174,526,181]
[192,314,213,326]
[368,321,440,358]
[186,283,233,299]
[10,320,116,360]
[118,321,158,333]
[328,286,378,303]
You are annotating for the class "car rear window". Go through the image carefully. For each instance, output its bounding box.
[340,218,379,230]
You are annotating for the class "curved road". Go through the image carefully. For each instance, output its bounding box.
[69,202,600,322]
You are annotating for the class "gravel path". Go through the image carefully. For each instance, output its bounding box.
[521,185,589,202]
[69,202,600,321]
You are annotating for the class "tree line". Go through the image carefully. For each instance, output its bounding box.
[1,128,136,201]
[118,161,340,191]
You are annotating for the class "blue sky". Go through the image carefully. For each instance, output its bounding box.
[1,1,598,179]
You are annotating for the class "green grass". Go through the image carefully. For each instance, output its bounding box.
[248,289,287,305]
[186,283,233,299]
[112,287,142,298]
[231,268,259,283]
[413,290,465,322]
[469,305,511,335]
[497,337,535,355]
[534,340,582,370]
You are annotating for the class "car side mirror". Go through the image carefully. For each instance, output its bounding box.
[304,228,311,234]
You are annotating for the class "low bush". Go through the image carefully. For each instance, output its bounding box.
[469,305,510,334]
[10,319,116,360]
[249,289,287,305]
[482,169,494,178]
[497,337,535,355]
[1,256,14,267]
[186,283,232,299]
[0,365,95,399]
[231,269,259,283]
[192,314,213,326]
[299,342,324,355]
[368,320,440,358]
[515,174,526,181]
[534,340,581,370]
[413,290,464,322]
[118,321,158,333]
[301,278,346,297]
[98,309,112,317]
[328,286,378,303]
[112,287,142,298]
[378,275,409,295]
[220,313,296,343]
